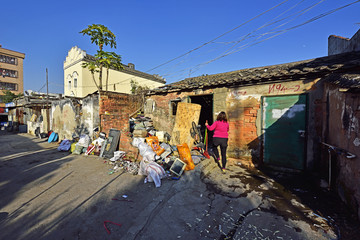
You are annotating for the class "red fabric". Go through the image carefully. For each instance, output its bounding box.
[206,120,229,138]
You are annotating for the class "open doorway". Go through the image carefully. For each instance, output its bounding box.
[189,94,213,145]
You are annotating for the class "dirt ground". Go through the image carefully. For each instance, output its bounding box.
[0,132,359,239]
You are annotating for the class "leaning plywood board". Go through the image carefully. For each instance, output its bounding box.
[170,102,201,149]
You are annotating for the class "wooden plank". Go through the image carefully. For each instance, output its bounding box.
[170,102,201,149]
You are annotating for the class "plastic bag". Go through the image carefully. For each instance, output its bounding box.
[132,138,145,148]
[138,160,166,188]
[177,143,195,171]
[72,144,84,155]
[57,139,71,151]
[146,136,165,156]
[137,142,156,162]
[110,151,126,162]
[78,134,91,148]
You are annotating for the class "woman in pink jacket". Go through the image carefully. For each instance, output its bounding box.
[205,111,229,173]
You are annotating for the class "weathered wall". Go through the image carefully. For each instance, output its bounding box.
[321,83,360,220]
[146,78,322,168]
[79,94,99,137]
[51,99,80,140]
[328,29,360,56]
[51,96,99,140]
[99,91,142,157]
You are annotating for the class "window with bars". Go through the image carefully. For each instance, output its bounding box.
[0,54,17,65]
[0,68,18,78]
[0,82,17,90]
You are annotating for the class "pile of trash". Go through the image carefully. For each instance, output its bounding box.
[45,114,209,188]
[129,115,208,188]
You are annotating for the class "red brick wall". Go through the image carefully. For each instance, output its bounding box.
[227,102,261,161]
[99,91,142,158]
[145,92,189,134]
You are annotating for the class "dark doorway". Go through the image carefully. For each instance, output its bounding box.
[189,94,213,144]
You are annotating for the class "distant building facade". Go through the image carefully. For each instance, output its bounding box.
[63,46,166,98]
[328,28,360,55]
[0,45,25,111]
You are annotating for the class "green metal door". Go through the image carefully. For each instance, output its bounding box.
[262,94,307,170]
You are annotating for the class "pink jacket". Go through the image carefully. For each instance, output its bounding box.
[206,120,229,138]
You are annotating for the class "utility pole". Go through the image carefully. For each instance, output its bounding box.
[46,68,50,132]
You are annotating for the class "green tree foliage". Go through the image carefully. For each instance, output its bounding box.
[130,80,149,95]
[0,90,23,103]
[80,24,122,91]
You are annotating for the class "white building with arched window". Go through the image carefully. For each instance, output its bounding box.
[63,46,166,97]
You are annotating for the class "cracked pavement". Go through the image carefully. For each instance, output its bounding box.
[0,133,349,239]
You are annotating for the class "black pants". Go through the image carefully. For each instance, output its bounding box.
[212,137,228,168]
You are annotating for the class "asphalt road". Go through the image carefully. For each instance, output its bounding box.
[0,132,352,239]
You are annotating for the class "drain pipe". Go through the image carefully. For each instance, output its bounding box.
[321,142,356,190]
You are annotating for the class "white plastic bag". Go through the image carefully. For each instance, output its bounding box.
[78,135,90,148]
[110,151,126,162]
[132,137,145,147]
[138,142,156,162]
[138,160,166,188]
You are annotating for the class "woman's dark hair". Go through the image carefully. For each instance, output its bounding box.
[216,111,227,122]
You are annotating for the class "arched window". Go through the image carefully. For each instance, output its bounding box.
[73,72,78,88]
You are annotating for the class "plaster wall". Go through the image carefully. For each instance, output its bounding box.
[51,96,99,140]
[64,47,165,98]
[328,29,360,55]
[322,83,360,219]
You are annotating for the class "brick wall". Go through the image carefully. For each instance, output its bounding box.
[99,91,142,158]
[145,92,189,134]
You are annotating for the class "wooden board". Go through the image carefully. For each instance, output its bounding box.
[170,102,201,149]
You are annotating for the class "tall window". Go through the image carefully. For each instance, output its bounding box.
[72,72,78,88]
[67,74,72,90]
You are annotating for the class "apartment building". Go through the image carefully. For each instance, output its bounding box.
[0,45,25,112]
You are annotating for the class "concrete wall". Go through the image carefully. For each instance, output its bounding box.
[328,29,360,55]
[51,99,80,140]
[51,95,99,140]
[321,83,360,220]
[146,78,322,168]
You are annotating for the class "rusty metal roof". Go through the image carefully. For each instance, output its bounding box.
[148,51,360,94]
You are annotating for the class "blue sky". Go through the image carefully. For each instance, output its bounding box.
[2,0,359,94]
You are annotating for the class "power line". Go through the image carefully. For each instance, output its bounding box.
[148,0,327,80]
[145,0,291,73]
[163,0,360,81]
